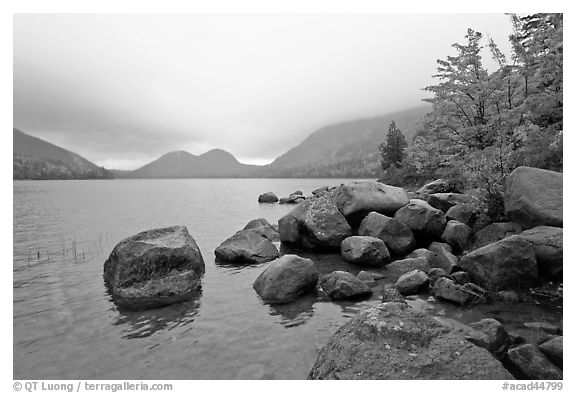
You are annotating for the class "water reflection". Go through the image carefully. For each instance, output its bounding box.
[214,257,270,272]
[111,289,202,339]
[266,292,317,328]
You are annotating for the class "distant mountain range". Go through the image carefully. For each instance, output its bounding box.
[14,105,429,180]
[124,149,260,178]
[13,128,112,180]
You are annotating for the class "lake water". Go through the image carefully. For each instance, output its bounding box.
[13,179,562,380]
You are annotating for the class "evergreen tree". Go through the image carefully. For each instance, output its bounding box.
[508,13,563,171]
[404,15,562,217]
[379,121,408,170]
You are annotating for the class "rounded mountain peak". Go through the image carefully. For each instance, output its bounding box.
[199,149,239,162]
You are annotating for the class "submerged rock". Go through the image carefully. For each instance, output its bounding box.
[333,181,409,225]
[505,166,563,229]
[358,212,415,255]
[308,302,513,380]
[319,271,373,300]
[214,229,279,264]
[523,321,562,335]
[278,192,352,250]
[459,236,538,291]
[258,192,278,203]
[253,255,318,303]
[103,226,205,310]
[340,236,390,267]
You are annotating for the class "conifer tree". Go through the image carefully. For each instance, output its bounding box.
[379,121,408,170]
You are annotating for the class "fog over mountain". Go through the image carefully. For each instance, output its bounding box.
[105,105,429,178]
[13,14,514,169]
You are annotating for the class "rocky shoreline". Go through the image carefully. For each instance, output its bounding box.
[102,165,563,379]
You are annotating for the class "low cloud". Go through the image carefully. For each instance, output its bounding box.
[14,14,514,169]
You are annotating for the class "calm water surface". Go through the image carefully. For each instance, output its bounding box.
[13,179,562,379]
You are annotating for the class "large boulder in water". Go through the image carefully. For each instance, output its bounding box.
[258,192,278,203]
[319,271,373,300]
[214,229,279,264]
[504,166,563,229]
[358,212,415,255]
[518,226,563,279]
[459,236,538,291]
[340,236,390,267]
[394,199,446,238]
[333,181,409,225]
[278,192,352,250]
[253,255,318,303]
[103,226,205,310]
[308,302,513,380]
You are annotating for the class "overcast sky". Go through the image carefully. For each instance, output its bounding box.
[14,13,514,169]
